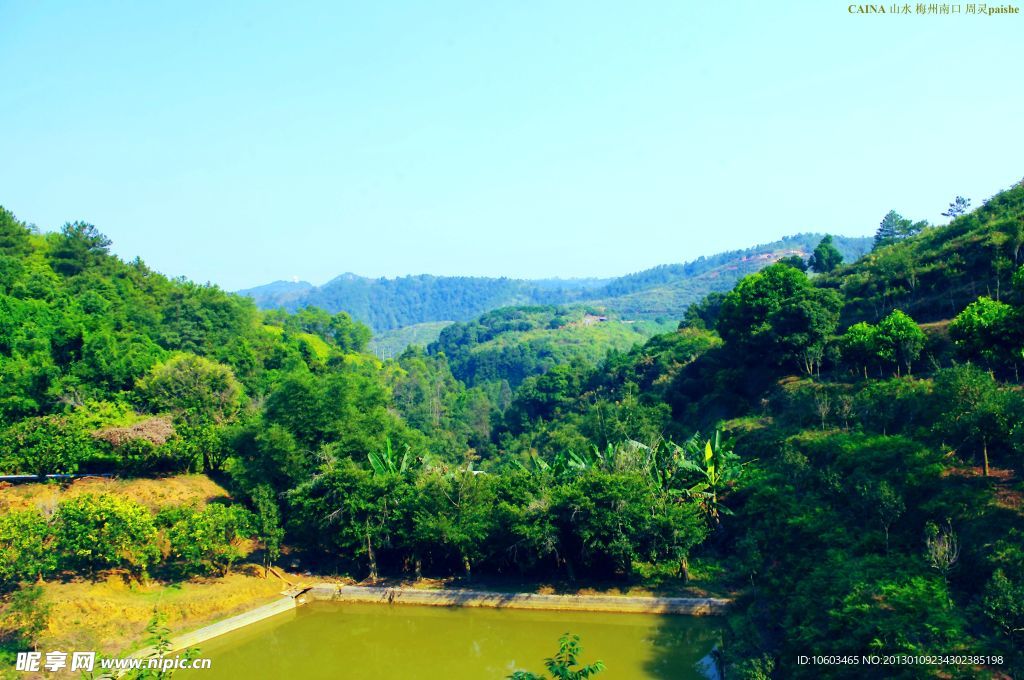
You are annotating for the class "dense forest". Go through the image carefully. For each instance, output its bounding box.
[2,181,1023,678]
[240,234,871,332]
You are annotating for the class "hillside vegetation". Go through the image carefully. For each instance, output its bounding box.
[368,320,453,359]
[240,234,870,331]
[824,186,1024,324]
[2,180,1023,678]
[428,306,672,389]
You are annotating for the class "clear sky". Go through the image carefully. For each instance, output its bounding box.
[1,1,1022,290]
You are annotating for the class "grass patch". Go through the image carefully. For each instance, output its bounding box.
[0,474,231,514]
[34,567,293,658]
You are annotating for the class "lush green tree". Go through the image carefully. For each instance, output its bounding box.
[680,291,726,330]
[831,574,967,656]
[251,485,284,576]
[327,311,372,352]
[931,366,1014,476]
[717,263,842,374]
[770,288,843,375]
[287,458,412,579]
[0,207,33,258]
[411,469,496,577]
[269,306,372,353]
[874,211,911,249]
[716,264,810,347]
[1013,263,1024,297]
[48,222,112,277]
[839,322,878,379]
[0,415,98,476]
[872,211,927,250]
[136,353,245,424]
[552,471,702,578]
[949,296,1020,377]
[808,235,843,274]
[163,504,256,576]
[54,494,160,578]
[228,422,310,492]
[167,422,228,473]
[875,310,925,375]
[984,569,1024,652]
[489,471,560,575]
[855,480,904,553]
[0,510,55,584]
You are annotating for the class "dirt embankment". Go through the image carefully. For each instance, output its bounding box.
[0,474,230,514]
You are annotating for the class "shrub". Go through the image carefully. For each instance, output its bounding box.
[0,510,55,585]
[163,504,256,576]
[54,494,159,578]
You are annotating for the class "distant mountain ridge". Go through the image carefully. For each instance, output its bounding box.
[239,233,871,331]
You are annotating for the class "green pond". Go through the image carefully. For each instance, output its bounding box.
[179,601,720,679]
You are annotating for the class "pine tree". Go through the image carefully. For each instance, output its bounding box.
[942,196,971,219]
[874,211,911,249]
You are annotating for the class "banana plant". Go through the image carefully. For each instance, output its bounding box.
[672,431,745,527]
[367,437,410,476]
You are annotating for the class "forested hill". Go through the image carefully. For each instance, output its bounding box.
[590,233,870,319]
[820,184,1024,325]
[239,274,607,332]
[3,180,1024,676]
[482,179,1024,675]
[239,233,871,331]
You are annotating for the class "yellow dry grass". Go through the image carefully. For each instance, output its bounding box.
[37,566,294,656]
[0,474,230,514]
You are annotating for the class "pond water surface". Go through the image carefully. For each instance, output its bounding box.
[178,601,720,679]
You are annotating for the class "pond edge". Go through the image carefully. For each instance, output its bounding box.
[150,584,731,658]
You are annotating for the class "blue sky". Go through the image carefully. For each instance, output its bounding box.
[1,1,1022,290]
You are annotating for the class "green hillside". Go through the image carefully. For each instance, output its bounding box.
[482,180,1024,676]
[239,234,871,331]
[428,306,672,388]
[2,180,1023,677]
[369,321,453,359]
[589,233,871,320]
[239,274,606,331]
[821,180,1024,325]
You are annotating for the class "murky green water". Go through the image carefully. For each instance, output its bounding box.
[179,601,720,679]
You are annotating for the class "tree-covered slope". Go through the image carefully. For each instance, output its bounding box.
[368,320,453,359]
[0,204,720,653]
[428,306,671,389]
[470,180,1024,676]
[239,274,608,331]
[822,179,1024,325]
[239,234,871,331]
[588,233,870,320]
[6,178,1022,678]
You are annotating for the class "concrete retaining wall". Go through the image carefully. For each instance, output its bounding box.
[130,595,298,660]
[308,584,731,615]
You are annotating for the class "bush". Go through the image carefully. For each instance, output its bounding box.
[162,504,256,576]
[0,415,98,476]
[54,494,159,578]
[0,510,55,585]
